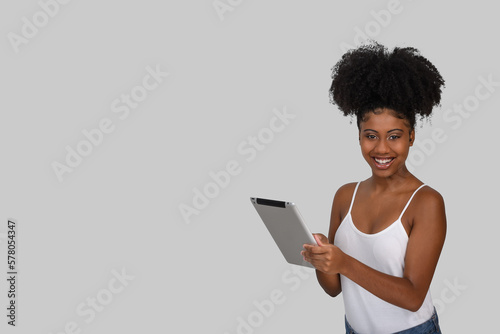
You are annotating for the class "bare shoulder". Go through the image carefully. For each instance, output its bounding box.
[414,185,446,210]
[331,182,358,222]
[333,182,358,209]
[328,182,358,242]
[410,185,447,232]
[335,182,359,199]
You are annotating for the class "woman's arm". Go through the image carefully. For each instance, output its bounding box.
[304,187,447,311]
[315,235,341,297]
[313,183,356,297]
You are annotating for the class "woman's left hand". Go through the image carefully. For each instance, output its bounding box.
[302,233,345,275]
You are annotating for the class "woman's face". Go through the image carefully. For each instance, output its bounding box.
[359,108,414,178]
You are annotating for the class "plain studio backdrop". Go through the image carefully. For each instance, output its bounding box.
[0,0,499,333]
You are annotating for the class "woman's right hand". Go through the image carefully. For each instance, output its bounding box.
[302,233,346,275]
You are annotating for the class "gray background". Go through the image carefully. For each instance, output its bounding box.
[1,0,499,333]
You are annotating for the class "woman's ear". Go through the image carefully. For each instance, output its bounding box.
[409,129,415,146]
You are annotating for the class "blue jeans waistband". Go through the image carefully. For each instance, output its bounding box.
[345,308,442,334]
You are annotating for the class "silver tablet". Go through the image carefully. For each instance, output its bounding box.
[250,197,317,268]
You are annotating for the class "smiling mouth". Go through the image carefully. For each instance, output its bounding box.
[372,157,395,168]
[373,157,394,164]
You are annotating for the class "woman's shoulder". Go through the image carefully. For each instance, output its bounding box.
[415,184,445,207]
[331,181,359,214]
[408,184,446,226]
[329,182,360,235]
[334,181,359,201]
[407,184,447,236]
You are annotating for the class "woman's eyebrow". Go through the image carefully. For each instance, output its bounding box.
[363,128,404,133]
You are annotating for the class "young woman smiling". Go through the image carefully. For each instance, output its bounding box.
[302,43,447,334]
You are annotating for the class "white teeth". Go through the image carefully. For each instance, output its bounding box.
[375,158,393,164]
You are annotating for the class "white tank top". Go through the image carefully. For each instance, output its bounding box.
[334,181,435,334]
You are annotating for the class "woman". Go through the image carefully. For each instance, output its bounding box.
[302,42,447,333]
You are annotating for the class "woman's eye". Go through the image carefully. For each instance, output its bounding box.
[366,134,376,139]
[389,135,400,140]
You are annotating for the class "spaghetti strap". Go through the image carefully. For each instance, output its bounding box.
[398,184,427,220]
[347,181,361,215]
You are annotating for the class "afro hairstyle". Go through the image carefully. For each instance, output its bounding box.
[329,41,445,131]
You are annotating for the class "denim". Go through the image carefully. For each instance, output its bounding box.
[345,308,442,334]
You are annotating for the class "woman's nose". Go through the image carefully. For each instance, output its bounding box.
[374,139,390,154]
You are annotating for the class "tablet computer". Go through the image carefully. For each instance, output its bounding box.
[250,197,317,268]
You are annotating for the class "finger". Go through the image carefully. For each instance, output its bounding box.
[303,243,314,251]
[302,250,313,262]
[303,256,323,270]
[302,253,310,263]
[303,245,330,254]
[304,243,325,250]
[301,251,310,262]
[303,255,323,268]
[313,233,329,246]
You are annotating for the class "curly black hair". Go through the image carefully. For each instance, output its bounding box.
[329,42,445,131]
